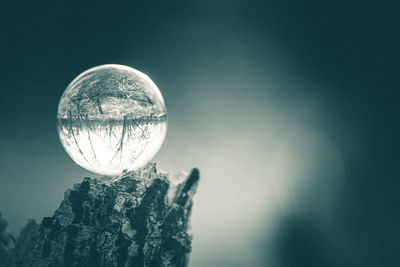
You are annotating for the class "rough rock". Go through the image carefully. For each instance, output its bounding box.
[0,213,16,267]
[1,163,199,267]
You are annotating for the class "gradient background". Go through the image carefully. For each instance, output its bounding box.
[0,1,399,266]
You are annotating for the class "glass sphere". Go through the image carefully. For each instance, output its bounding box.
[57,64,167,176]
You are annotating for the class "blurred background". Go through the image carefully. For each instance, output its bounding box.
[0,1,399,266]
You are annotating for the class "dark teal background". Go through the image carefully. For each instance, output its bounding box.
[0,1,399,266]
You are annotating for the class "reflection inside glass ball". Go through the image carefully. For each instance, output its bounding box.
[57,64,167,176]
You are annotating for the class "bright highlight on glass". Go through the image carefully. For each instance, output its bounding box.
[57,64,167,176]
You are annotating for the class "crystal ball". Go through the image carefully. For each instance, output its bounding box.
[57,64,167,176]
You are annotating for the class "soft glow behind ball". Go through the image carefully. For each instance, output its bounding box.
[57,64,167,176]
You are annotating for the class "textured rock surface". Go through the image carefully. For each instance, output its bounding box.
[1,163,199,267]
[0,213,16,267]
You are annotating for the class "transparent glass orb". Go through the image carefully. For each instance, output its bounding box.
[57,64,167,176]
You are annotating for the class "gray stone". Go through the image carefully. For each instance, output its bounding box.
[1,163,199,267]
[0,212,16,267]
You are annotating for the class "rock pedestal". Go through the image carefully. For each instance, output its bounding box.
[1,163,199,267]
